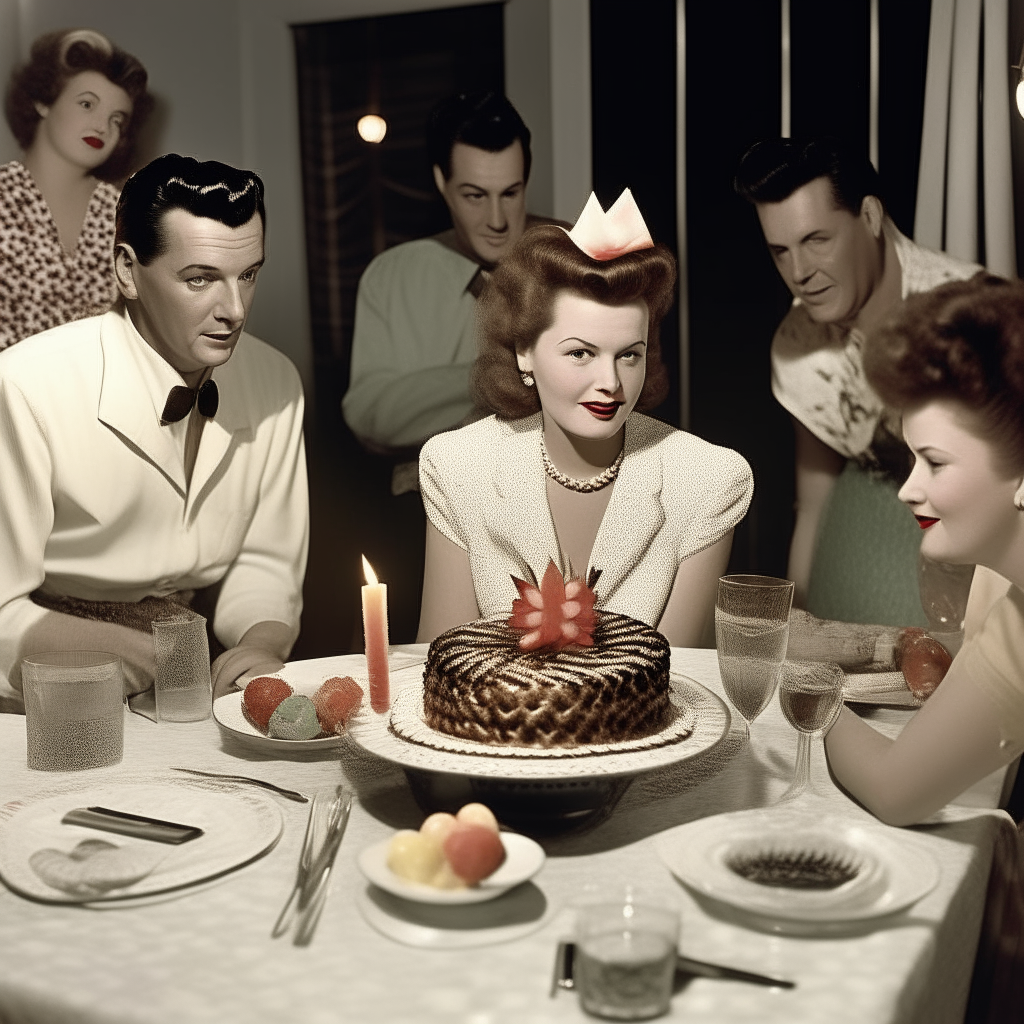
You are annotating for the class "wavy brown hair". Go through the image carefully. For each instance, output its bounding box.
[864,273,1024,474]
[472,224,677,419]
[5,29,152,182]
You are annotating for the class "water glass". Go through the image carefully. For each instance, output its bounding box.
[152,615,212,723]
[777,660,844,803]
[576,901,679,1020]
[22,652,124,771]
[715,575,795,724]
[918,554,974,657]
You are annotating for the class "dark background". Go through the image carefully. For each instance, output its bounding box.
[291,0,1009,658]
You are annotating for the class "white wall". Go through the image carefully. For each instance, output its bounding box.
[2,0,593,400]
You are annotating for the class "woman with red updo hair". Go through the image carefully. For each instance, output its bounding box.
[417,194,754,646]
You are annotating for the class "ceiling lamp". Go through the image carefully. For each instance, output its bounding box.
[357,114,387,144]
[1015,39,1024,118]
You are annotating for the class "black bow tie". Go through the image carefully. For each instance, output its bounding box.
[160,379,219,425]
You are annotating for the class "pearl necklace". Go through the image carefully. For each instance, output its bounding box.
[540,435,625,493]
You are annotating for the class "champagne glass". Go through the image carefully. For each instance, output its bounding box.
[777,660,844,803]
[715,575,795,729]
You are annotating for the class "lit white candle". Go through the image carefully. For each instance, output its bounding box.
[361,555,390,713]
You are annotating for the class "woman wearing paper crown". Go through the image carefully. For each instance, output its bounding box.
[417,190,754,645]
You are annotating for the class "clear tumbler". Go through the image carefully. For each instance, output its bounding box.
[152,615,212,723]
[22,652,124,770]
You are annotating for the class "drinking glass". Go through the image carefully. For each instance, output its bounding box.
[152,614,212,723]
[918,553,975,657]
[575,900,679,1020]
[777,660,844,803]
[22,652,124,770]
[715,575,795,727]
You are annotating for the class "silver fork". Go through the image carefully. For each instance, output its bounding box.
[293,787,353,946]
[271,787,337,938]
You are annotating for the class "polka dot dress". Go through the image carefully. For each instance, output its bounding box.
[0,161,119,351]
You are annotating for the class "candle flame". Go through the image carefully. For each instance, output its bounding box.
[361,555,379,586]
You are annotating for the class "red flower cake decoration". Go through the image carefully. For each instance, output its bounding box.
[507,559,598,652]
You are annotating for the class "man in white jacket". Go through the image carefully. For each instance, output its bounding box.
[0,154,308,706]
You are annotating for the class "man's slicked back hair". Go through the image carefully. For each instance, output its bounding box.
[115,154,265,265]
[428,91,532,182]
[734,136,883,215]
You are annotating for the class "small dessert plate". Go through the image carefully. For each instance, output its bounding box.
[358,832,545,905]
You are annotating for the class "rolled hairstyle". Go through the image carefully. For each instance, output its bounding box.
[5,29,153,182]
[864,273,1024,474]
[428,91,532,183]
[734,136,883,215]
[473,224,676,419]
[116,154,265,266]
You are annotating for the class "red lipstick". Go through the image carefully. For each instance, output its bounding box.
[83,136,104,149]
[581,402,621,421]
[915,516,939,530]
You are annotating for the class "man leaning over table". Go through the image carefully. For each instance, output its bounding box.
[0,153,308,709]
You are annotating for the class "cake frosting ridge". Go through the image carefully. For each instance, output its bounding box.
[423,612,671,748]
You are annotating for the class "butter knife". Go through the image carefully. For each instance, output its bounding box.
[553,940,794,992]
[293,787,353,946]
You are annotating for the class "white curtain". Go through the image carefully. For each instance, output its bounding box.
[915,0,1017,277]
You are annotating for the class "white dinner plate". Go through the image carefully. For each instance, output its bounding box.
[347,666,731,781]
[214,668,369,752]
[656,806,939,933]
[358,832,545,905]
[355,878,552,949]
[0,780,282,904]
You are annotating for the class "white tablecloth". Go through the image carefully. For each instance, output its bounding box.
[0,646,1012,1024]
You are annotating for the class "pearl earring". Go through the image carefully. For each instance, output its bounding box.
[520,372,534,387]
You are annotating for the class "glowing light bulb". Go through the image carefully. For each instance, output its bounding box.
[357,114,387,144]
[1016,80,1024,119]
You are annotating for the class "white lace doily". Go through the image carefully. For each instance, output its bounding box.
[346,667,730,781]
[389,674,696,758]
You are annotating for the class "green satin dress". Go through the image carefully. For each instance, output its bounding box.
[804,460,928,627]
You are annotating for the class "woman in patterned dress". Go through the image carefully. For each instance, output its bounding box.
[1,29,151,349]
[417,196,754,646]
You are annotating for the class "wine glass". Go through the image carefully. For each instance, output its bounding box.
[715,575,795,730]
[777,660,844,803]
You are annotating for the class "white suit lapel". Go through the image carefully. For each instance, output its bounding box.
[97,313,186,495]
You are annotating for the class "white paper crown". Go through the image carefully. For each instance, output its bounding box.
[565,189,654,261]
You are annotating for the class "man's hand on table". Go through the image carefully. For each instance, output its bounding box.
[211,621,298,698]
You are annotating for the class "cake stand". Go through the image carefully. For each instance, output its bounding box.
[345,663,732,834]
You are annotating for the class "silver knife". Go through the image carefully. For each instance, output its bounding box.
[554,941,794,992]
[171,767,308,804]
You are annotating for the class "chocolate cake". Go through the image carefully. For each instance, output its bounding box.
[423,612,671,747]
